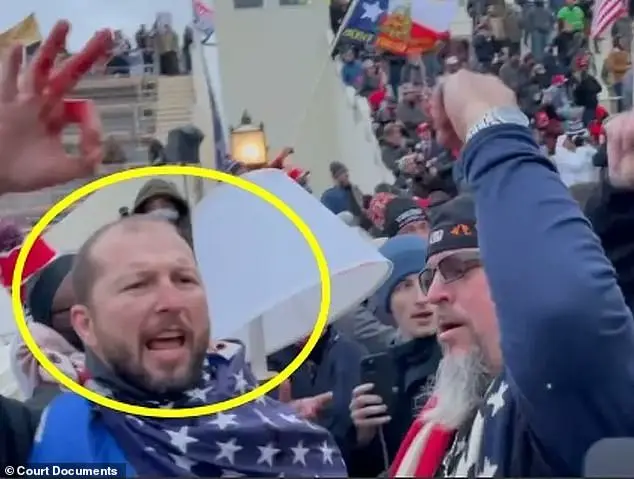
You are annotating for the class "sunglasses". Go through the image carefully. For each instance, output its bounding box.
[419,251,482,294]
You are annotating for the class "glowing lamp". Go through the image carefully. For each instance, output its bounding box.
[230,111,267,168]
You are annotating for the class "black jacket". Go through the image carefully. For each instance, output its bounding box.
[572,74,602,110]
[0,396,40,468]
[351,336,442,476]
[267,327,367,475]
[584,180,634,308]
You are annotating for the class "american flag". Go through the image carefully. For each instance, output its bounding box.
[439,376,508,477]
[591,0,627,38]
[94,343,348,477]
[192,0,215,44]
[0,219,56,301]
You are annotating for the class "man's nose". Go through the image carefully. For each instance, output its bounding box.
[154,278,187,311]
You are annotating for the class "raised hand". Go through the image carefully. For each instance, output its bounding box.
[605,112,634,189]
[0,21,113,195]
[429,70,517,150]
[289,391,333,421]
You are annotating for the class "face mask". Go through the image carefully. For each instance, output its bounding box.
[146,208,180,223]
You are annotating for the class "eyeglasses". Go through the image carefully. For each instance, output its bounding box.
[419,251,482,294]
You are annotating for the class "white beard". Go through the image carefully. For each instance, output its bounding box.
[422,349,490,429]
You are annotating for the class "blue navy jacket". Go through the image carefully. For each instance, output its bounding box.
[451,124,634,476]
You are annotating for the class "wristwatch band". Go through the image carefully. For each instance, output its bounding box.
[465,106,530,144]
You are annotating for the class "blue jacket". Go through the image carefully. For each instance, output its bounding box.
[458,124,634,476]
[267,329,366,447]
[29,393,136,476]
[341,61,362,87]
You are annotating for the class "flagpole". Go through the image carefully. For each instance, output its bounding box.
[289,0,363,145]
[189,0,213,202]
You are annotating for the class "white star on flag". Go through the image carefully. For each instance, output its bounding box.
[233,370,250,394]
[361,1,383,22]
[291,440,310,466]
[166,426,198,454]
[319,440,335,465]
[478,457,498,477]
[210,412,239,430]
[257,442,281,467]
[216,438,243,465]
[486,381,508,417]
[186,386,211,402]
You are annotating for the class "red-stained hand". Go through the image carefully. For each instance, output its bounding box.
[0,21,113,195]
[277,381,333,421]
[289,392,333,421]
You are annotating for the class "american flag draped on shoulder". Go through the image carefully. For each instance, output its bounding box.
[591,0,627,38]
[94,342,348,477]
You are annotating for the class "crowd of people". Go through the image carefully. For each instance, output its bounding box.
[1,0,634,476]
[331,0,633,209]
[94,22,193,77]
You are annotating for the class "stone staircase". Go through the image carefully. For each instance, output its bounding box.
[154,75,196,144]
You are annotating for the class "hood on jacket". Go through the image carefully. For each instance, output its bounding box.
[132,179,190,217]
[131,179,193,247]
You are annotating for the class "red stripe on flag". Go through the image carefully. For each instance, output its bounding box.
[591,0,627,38]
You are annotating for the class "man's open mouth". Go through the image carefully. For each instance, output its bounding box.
[146,331,186,350]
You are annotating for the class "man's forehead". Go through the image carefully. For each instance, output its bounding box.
[91,220,190,258]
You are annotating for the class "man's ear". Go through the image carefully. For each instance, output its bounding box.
[70,304,97,350]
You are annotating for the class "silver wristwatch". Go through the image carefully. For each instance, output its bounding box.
[465,106,530,144]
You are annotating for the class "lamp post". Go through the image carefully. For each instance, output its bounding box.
[230,111,268,169]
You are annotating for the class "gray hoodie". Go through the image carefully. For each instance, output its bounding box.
[335,303,397,354]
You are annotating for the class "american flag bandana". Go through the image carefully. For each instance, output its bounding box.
[92,343,348,477]
[440,376,508,477]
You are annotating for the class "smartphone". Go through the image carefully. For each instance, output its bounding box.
[360,353,397,413]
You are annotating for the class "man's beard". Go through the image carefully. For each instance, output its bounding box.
[422,347,491,429]
[101,333,208,396]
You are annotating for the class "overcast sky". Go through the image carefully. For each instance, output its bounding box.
[1,0,194,51]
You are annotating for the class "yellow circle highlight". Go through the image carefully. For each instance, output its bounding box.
[12,165,331,418]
